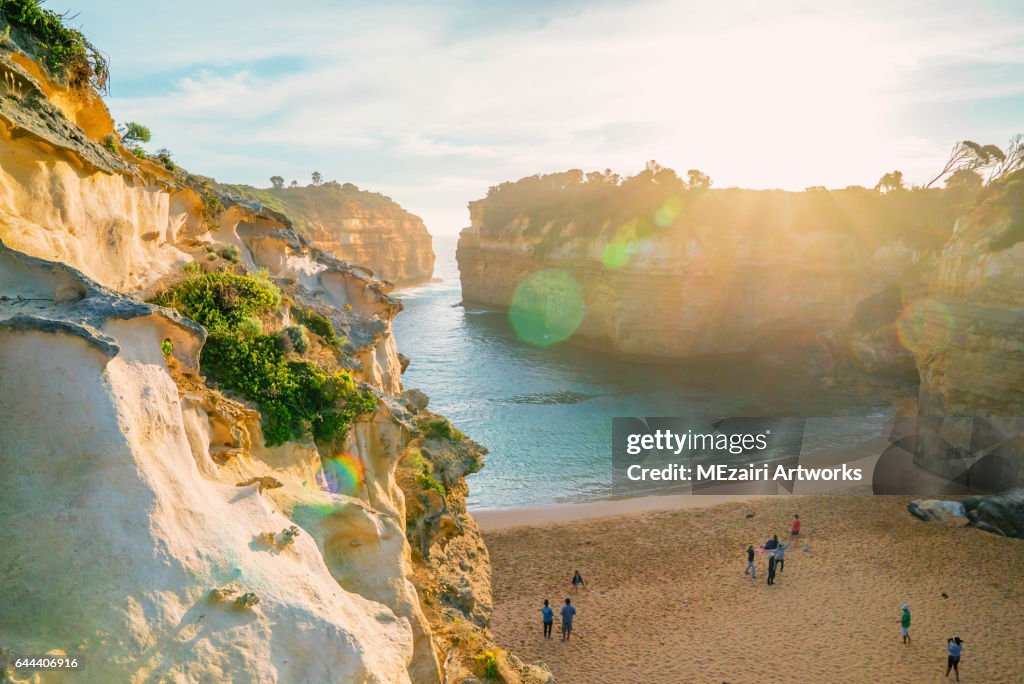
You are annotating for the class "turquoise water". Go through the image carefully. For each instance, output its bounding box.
[393,235,892,510]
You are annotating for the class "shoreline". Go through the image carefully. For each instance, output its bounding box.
[471,493,767,530]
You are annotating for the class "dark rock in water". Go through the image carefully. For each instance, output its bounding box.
[961,489,1024,539]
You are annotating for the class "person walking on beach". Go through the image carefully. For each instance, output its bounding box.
[541,599,554,640]
[946,637,963,681]
[765,534,778,551]
[791,514,801,540]
[900,604,911,644]
[744,545,757,580]
[766,551,777,585]
[571,570,585,593]
[560,598,576,642]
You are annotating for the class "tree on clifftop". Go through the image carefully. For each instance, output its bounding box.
[311,171,323,186]
[270,176,284,189]
[926,140,1004,188]
[875,170,905,193]
[944,168,983,191]
[686,169,712,191]
[117,121,151,145]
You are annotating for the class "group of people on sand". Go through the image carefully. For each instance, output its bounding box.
[540,571,585,642]
[744,514,800,585]
[899,603,966,681]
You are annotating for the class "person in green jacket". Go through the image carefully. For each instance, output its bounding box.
[900,604,911,644]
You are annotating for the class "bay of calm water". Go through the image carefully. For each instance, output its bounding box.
[393,235,892,510]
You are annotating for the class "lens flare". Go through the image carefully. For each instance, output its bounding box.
[654,196,685,228]
[896,298,955,354]
[508,269,585,347]
[318,452,365,497]
[601,240,631,269]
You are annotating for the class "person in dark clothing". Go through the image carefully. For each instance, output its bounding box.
[571,570,585,593]
[765,535,778,551]
[744,545,756,580]
[767,551,777,585]
[541,599,554,640]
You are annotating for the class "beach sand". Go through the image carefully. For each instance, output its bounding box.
[482,495,1024,683]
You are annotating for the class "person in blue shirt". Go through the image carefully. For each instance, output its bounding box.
[775,540,788,573]
[541,599,554,640]
[560,598,577,641]
[946,637,963,682]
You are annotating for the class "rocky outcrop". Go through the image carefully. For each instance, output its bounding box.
[907,180,1024,490]
[908,490,1024,539]
[458,187,935,367]
[0,241,420,682]
[221,184,435,288]
[0,30,505,683]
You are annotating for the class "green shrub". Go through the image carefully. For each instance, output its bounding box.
[153,272,280,330]
[101,134,118,153]
[153,273,375,446]
[217,244,241,262]
[419,417,465,442]
[475,650,500,679]
[154,147,175,171]
[181,260,202,275]
[160,339,173,357]
[416,468,445,496]
[128,145,147,159]
[237,315,264,339]
[293,307,337,343]
[0,0,109,90]
[277,325,310,353]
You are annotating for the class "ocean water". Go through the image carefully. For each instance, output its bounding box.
[393,235,892,510]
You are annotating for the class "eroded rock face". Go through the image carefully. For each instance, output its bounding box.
[0,44,489,683]
[220,184,435,288]
[457,205,908,362]
[0,245,417,682]
[908,194,1024,489]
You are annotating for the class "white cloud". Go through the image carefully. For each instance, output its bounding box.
[67,0,1024,233]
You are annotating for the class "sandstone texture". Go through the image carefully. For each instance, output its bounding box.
[905,183,1024,489]
[221,184,435,288]
[0,30,530,683]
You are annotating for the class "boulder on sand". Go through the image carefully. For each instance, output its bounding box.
[907,499,967,524]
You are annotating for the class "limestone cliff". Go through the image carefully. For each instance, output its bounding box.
[0,19,538,684]
[220,184,435,288]
[907,177,1024,490]
[458,178,956,369]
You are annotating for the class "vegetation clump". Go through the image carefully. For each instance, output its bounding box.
[0,0,108,90]
[153,272,375,446]
[419,416,465,442]
[405,449,446,496]
[277,325,310,353]
[293,306,338,344]
[475,649,501,679]
[216,243,241,263]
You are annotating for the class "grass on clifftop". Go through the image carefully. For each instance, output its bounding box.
[1,0,108,91]
[217,182,414,235]
[153,272,375,446]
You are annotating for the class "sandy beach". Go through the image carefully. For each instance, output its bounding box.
[482,495,1024,683]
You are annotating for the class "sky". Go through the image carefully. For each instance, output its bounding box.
[50,0,1024,234]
